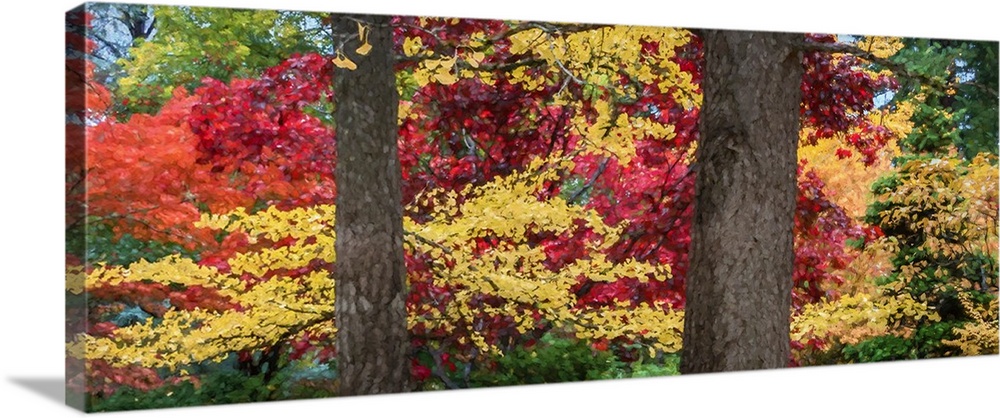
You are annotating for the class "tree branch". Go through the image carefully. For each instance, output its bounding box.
[568,156,609,204]
[794,40,999,97]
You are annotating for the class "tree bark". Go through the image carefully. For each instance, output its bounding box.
[681,30,803,373]
[332,14,409,395]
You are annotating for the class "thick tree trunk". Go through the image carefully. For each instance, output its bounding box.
[681,30,803,373]
[332,14,409,395]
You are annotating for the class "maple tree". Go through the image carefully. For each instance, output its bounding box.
[65,4,997,410]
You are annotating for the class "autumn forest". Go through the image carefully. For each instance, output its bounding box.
[65,3,998,412]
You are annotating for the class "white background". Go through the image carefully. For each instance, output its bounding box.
[1,1,996,416]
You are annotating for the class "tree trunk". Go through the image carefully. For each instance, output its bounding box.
[332,14,409,395]
[681,30,803,373]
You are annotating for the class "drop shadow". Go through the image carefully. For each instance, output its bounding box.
[9,377,65,405]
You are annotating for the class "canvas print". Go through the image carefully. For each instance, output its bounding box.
[65,2,999,412]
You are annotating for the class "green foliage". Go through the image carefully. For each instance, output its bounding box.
[891,39,998,158]
[912,321,961,357]
[841,334,914,362]
[88,358,337,412]
[469,335,624,387]
[867,171,901,196]
[840,321,960,363]
[558,176,591,205]
[83,222,200,265]
[629,360,681,378]
[950,41,999,159]
[89,372,269,411]
[467,335,680,387]
[864,155,998,323]
[605,354,681,379]
[116,6,330,115]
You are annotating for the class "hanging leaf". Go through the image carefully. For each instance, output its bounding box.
[332,50,357,70]
[433,71,458,85]
[357,21,367,40]
[356,41,372,56]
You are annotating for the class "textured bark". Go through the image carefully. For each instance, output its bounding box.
[332,14,409,395]
[681,30,803,373]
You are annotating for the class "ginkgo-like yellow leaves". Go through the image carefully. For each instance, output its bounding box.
[333,23,372,67]
[355,22,372,56]
[402,155,675,355]
[574,303,684,353]
[943,295,999,355]
[72,155,685,368]
[332,50,357,70]
[467,51,485,68]
[791,293,940,349]
[355,43,372,56]
[855,36,905,59]
[505,26,699,108]
[403,36,424,57]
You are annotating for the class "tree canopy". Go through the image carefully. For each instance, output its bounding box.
[65,3,998,411]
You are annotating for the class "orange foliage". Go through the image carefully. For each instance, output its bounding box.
[85,88,331,249]
[86,90,239,248]
[798,139,899,220]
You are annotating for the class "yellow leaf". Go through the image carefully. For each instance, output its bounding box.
[434,69,458,85]
[332,51,357,70]
[355,42,372,56]
[357,22,368,42]
[403,36,422,57]
[438,56,457,70]
[468,51,485,68]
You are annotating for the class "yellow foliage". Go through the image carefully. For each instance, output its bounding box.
[72,249,335,369]
[569,99,678,166]
[88,255,246,299]
[792,292,940,349]
[855,36,905,59]
[833,240,896,296]
[797,101,911,219]
[963,154,999,257]
[70,286,334,370]
[943,295,999,356]
[72,155,681,367]
[873,154,998,272]
[407,156,672,355]
[66,264,86,295]
[574,303,684,353]
[400,23,696,168]
[72,206,338,369]
[507,25,698,108]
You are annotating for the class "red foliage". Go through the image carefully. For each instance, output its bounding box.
[188,53,337,207]
[68,359,199,397]
[86,54,340,249]
[85,91,245,248]
[75,21,893,385]
[801,34,897,165]
[793,165,864,311]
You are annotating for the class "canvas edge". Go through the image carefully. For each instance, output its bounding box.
[65,2,90,412]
